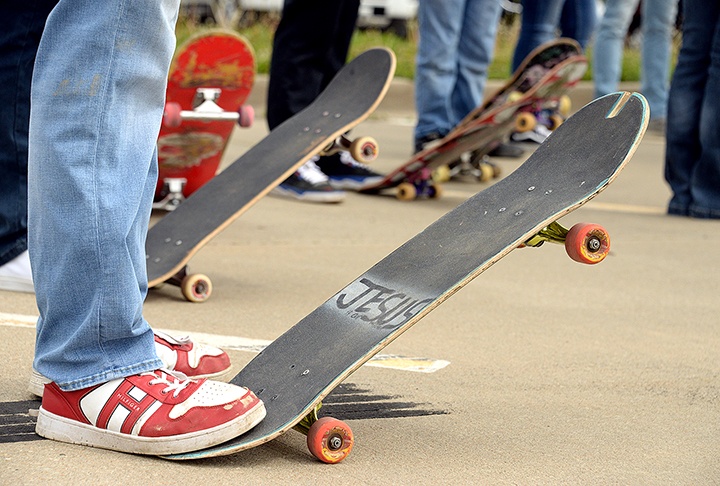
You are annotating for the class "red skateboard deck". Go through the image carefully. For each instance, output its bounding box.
[155,30,255,208]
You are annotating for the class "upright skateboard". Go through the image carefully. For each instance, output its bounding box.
[360,39,587,199]
[163,92,648,463]
[154,30,256,210]
[146,48,396,302]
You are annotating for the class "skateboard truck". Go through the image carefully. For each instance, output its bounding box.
[163,88,255,128]
[320,133,379,163]
[522,220,611,264]
[152,178,187,211]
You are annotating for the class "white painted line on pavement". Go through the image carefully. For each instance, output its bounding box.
[0,312,449,374]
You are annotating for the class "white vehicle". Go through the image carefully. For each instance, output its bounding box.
[180,0,417,38]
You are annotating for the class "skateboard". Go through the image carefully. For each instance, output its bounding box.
[146,47,396,302]
[163,92,648,463]
[360,40,587,200]
[154,30,256,210]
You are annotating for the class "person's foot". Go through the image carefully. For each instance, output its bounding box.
[315,151,385,190]
[510,124,552,144]
[271,158,345,203]
[29,331,233,397]
[0,250,34,293]
[487,142,524,158]
[35,369,266,455]
[414,132,445,153]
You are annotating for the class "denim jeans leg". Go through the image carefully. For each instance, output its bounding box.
[415,0,464,143]
[29,0,180,390]
[639,0,678,121]
[689,15,720,218]
[592,0,639,98]
[450,0,502,126]
[513,0,565,71]
[664,0,719,216]
[0,1,58,266]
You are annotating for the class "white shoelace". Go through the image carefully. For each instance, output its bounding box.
[297,158,329,184]
[146,369,192,398]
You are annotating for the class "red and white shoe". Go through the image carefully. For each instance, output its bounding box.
[29,330,232,397]
[35,369,265,455]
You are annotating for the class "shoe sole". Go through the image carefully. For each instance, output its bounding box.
[0,276,34,293]
[270,187,346,203]
[36,401,267,455]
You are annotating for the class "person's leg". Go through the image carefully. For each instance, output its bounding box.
[558,0,597,49]
[512,0,565,71]
[592,0,640,98]
[450,0,502,125]
[414,0,463,147]
[639,0,679,121]
[0,1,57,267]
[664,0,717,215]
[688,10,720,218]
[29,0,178,389]
[266,0,359,130]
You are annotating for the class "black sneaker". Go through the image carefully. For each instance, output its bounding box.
[414,132,445,153]
[315,152,385,191]
[271,158,345,203]
[487,142,524,158]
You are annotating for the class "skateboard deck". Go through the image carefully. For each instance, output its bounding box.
[360,43,587,199]
[155,30,255,207]
[164,92,648,462]
[146,47,396,301]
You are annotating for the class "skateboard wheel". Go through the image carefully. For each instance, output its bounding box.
[477,163,495,182]
[238,105,254,128]
[181,273,213,302]
[507,91,523,103]
[428,183,442,199]
[565,223,611,265]
[349,136,378,163]
[549,114,564,131]
[163,102,182,128]
[307,417,354,464]
[515,112,536,132]
[432,164,451,183]
[396,182,417,201]
[558,95,572,117]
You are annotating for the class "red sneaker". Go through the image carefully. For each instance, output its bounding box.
[153,330,231,379]
[29,330,232,397]
[35,369,265,455]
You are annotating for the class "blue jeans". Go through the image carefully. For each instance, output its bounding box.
[414,0,502,144]
[512,0,565,71]
[513,0,596,72]
[594,0,678,121]
[29,0,180,390]
[0,1,58,266]
[664,0,720,218]
[558,0,597,49]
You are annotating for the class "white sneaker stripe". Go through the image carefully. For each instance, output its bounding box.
[131,400,163,435]
[79,379,123,425]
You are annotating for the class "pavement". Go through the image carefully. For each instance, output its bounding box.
[2,77,719,485]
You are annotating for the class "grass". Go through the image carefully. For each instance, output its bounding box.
[176,14,678,83]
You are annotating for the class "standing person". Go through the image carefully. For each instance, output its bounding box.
[27,0,265,454]
[413,0,504,153]
[0,1,58,293]
[267,0,384,203]
[594,0,679,133]
[664,0,720,219]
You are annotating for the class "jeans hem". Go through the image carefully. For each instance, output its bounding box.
[56,358,164,392]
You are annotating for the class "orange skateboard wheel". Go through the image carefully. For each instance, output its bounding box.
[565,223,610,264]
[306,417,354,464]
[163,102,182,128]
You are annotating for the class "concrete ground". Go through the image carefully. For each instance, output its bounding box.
[1,79,719,485]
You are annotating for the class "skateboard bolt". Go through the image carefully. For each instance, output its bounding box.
[528,186,536,191]
[587,237,601,253]
[328,434,343,451]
